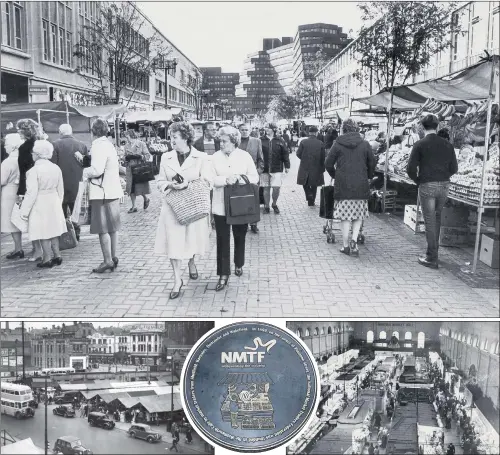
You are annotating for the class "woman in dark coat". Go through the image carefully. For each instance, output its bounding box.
[16,119,43,261]
[325,118,375,257]
[296,126,325,206]
[124,129,151,213]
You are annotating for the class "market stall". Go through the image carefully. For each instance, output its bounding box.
[355,55,500,273]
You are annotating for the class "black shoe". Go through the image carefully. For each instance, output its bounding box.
[215,276,229,292]
[264,207,270,214]
[235,267,243,277]
[189,263,198,280]
[144,198,150,210]
[308,200,315,207]
[112,257,119,268]
[50,257,63,267]
[418,256,438,269]
[6,250,24,260]
[250,224,259,234]
[37,261,54,269]
[340,246,350,256]
[92,263,115,273]
[170,280,184,300]
[272,204,280,214]
[349,240,359,257]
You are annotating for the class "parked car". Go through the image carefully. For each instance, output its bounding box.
[88,412,115,430]
[53,405,75,418]
[54,395,74,405]
[127,424,162,443]
[53,436,93,454]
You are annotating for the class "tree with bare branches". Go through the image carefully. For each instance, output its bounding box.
[181,69,205,120]
[74,2,171,106]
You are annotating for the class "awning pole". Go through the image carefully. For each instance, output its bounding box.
[383,90,394,213]
[66,102,70,124]
[36,110,41,126]
[472,56,498,273]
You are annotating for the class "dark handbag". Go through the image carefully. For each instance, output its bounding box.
[131,161,155,183]
[319,186,335,219]
[59,219,78,251]
[259,186,265,205]
[224,175,260,225]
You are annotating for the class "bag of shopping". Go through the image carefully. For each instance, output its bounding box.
[131,162,155,183]
[165,179,211,226]
[10,203,28,233]
[259,186,265,205]
[59,219,78,251]
[319,186,335,219]
[73,181,91,225]
[224,175,260,225]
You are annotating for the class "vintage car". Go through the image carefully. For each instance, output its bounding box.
[53,405,75,418]
[53,436,93,455]
[88,412,115,429]
[127,424,162,443]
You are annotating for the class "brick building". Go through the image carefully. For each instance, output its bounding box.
[0,323,32,379]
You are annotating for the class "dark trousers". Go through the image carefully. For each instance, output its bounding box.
[419,181,450,262]
[303,185,318,204]
[214,214,248,276]
[62,201,81,238]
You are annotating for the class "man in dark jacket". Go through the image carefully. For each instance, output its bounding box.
[407,114,458,269]
[260,123,290,214]
[325,126,338,150]
[296,126,325,206]
[51,124,89,241]
[193,121,220,155]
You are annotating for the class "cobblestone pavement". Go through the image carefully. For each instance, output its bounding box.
[1,154,498,318]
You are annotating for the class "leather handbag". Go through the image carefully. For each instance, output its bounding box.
[319,185,335,219]
[131,161,155,183]
[59,219,78,251]
[224,175,260,225]
[164,179,211,226]
[10,203,28,233]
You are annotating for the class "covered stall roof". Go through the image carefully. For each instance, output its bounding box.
[96,391,130,403]
[132,394,183,413]
[1,438,44,454]
[124,108,182,123]
[355,92,423,110]
[218,372,274,386]
[113,396,142,409]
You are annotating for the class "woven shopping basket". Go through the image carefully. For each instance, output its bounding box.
[165,179,211,225]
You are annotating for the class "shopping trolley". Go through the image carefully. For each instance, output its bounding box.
[319,181,365,245]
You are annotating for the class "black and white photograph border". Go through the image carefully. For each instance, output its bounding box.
[1,1,499,318]
[0,319,215,454]
[285,320,500,455]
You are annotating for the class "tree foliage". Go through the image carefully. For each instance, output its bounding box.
[182,69,204,120]
[75,2,171,105]
[353,1,461,90]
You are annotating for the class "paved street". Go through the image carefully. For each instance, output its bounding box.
[1,404,209,454]
[1,154,498,318]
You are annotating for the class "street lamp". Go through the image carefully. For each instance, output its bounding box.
[154,57,178,108]
[200,89,210,121]
[166,352,174,432]
[217,99,229,121]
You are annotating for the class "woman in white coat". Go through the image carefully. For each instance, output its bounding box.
[1,133,24,259]
[19,140,67,268]
[154,121,211,299]
[81,119,124,274]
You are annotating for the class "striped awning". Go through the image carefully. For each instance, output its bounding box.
[218,372,274,386]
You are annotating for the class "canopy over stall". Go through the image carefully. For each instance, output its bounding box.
[1,438,44,454]
[0,101,126,134]
[124,108,183,124]
[131,394,183,413]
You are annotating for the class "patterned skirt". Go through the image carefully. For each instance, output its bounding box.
[333,199,369,221]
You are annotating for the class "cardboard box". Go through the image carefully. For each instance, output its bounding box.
[405,205,424,222]
[441,206,469,227]
[479,234,499,269]
[439,226,469,246]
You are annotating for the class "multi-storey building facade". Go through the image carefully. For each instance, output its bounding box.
[0,324,32,378]
[163,321,214,346]
[200,67,239,103]
[88,333,116,363]
[317,1,499,120]
[31,322,95,369]
[1,1,201,115]
[129,325,163,366]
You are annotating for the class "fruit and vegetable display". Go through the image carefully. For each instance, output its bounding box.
[450,142,500,205]
[147,139,170,154]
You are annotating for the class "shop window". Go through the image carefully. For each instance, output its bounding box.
[379,331,387,340]
[367,331,374,343]
[405,332,412,340]
[417,332,425,349]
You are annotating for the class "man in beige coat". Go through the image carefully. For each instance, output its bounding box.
[238,123,264,234]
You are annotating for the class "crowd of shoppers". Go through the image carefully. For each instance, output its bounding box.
[1,112,457,297]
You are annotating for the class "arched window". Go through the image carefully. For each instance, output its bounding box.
[417,332,425,349]
[305,328,310,337]
[296,328,303,338]
[314,327,319,336]
[482,339,488,351]
[327,327,332,335]
[380,331,387,340]
[405,332,412,340]
[320,327,325,335]
[474,336,479,347]
[392,331,400,340]
[467,334,472,345]
[367,331,374,343]
[489,342,497,355]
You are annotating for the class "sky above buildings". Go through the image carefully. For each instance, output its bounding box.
[137,1,364,72]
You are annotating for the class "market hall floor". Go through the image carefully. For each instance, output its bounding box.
[1,154,498,318]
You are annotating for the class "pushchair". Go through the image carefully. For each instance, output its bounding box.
[320,181,365,245]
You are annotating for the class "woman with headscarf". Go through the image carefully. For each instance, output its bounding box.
[16,118,43,261]
[2,133,24,259]
[19,140,67,268]
[154,121,211,299]
[210,125,259,291]
[325,118,375,257]
[124,129,151,213]
[82,119,124,273]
